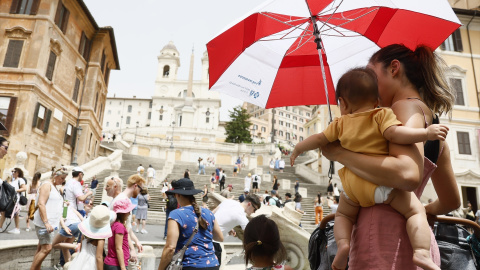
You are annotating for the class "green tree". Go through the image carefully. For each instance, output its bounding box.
[225,106,252,143]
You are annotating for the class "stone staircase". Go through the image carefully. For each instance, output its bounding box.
[89,143,332,232]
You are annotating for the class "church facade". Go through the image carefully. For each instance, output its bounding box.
[103,41,225,143]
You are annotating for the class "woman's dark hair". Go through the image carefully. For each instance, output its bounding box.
[14,167,24,179]
[317,193,322,202]
[140,187,148,195]
[336,67,379,106]
[186,195,207,230]
[294,193,302,203]
[0,136,7,146]
[243,215,287,265]
[32,172,41,188]
[369,44,454,115]
[116,212,129,225]
[184,170,190,179]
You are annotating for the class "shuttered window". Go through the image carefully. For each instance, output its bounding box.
[3,40,24,68]
[10,0,40,15]
[64,123,73,145]
[0,97,18,136]
[441,29,463,52]
[46,51,57,81]
[457,131,471,155]
[450,78,465,106]
[54,2,70,34]
[94,92,99,113]
[72,78,80,102]
[100,51,106,73]
[104,67,111,85]
[78,32,90,60]
[32,102,52,133]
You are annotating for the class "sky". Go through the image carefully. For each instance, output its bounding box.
[83,0,264,121]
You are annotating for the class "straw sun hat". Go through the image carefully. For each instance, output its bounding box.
[78,205,114,239]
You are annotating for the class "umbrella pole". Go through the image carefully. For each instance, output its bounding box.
[310,15,335,180]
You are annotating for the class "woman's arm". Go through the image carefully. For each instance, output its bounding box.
[158,220,180,270]
[425,142,461,216]
[17,181,27,193]
[95,239,105,270]
[212,219,224,242]
[323,101,425,191]
[115,233,127,270]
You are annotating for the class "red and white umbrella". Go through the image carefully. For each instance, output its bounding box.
[207,0,461,110]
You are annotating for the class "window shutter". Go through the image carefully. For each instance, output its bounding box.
[43,109,52,133]
[64,124,69,144]
[78,32,86,55]
[32,102,40,127]
[101,51,106,73]
[4,40,24,68]
[54,1,62,25]
[30,0,41,15]
[46,51,57,81]
[453,29,463,52]
[72,78,80,102]
[70,126,77,148]
[61,8,70,33]
[10,0,20,13]
[84,39,91,61]
[450,78,465,106]
[4,97,18,134]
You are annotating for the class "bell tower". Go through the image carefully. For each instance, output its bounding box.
[156,41,180,82]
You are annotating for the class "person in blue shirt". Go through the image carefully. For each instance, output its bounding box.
[159,178,223,270]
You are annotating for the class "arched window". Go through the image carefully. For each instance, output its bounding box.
[126,116,131,124]
[128,105,132,112]
[163,65,170,77]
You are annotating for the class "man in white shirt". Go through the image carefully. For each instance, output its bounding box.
[244,173,252,193]
[137,164,145,177]
[146,165,156,187]
[213,195,261,268]
[279,159,285,173]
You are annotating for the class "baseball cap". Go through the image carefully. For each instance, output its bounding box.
[244,189,249,193]
[72,167,84,173]
[227,184,233,189]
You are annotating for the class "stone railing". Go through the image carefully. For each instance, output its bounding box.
[294,151,339,187]
[38,149,123,182]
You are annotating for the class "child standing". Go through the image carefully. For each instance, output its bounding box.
[291,68,448,270]
[243,215,293,270]
[65,205,113,270]
[104,198,136,270]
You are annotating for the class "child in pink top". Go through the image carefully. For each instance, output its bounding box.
[104,198,135,270]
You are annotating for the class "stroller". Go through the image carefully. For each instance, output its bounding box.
[309,214,480,270]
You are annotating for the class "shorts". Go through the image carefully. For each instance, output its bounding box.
[59,222,81,238]
[233,168,238,172]
[252,182,258,189]
[210,183,216,189]
[215,175,219,180]
[132,208,138,216]
[35,225,55,245]
[104,264,122,270]
[91,188,97,197]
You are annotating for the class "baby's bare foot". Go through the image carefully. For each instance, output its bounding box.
[412,249,440,270]
[332,239,350,270]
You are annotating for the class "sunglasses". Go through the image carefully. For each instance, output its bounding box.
[137,184,145,192]
[252,203,259,212]
[1,145,8,151]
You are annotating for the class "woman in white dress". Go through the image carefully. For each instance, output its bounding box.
[64,205,113,270]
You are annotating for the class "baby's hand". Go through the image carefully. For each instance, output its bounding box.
[290,149,300,166]
[426,124,449,141]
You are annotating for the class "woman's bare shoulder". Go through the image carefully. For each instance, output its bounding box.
[390,100,426,128]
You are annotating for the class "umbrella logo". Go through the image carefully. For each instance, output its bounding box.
[238,75,262,86]
[249,90,260,99]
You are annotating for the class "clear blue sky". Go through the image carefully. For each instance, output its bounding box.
[84,0,263,121]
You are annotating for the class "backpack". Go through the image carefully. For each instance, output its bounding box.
[308,220,337,270]
[220,175,226,183]
[254,176,258,182]
[166,194,178,211]
[0,181,17,213]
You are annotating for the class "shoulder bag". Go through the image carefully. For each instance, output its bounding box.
[166,220,199,270]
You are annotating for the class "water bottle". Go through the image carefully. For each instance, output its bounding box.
[62,200,68,219]
[38,227,57,235]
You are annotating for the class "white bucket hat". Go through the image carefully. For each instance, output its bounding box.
[78,205,113,239]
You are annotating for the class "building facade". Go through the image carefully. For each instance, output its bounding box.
[243,103,313,146]
[0,0,119,175]
[103,42,225,143]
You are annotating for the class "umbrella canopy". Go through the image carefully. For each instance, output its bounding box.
[207,0,461,109]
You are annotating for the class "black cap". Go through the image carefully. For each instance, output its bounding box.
[166,178,202,196]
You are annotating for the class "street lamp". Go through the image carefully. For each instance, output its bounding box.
[71,126,83,166]
[133,121,139,145]
[251,126,256,156]
[170,121,176,149]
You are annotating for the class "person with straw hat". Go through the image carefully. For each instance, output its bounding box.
[64,205,114,270]
[158,178,223,270]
